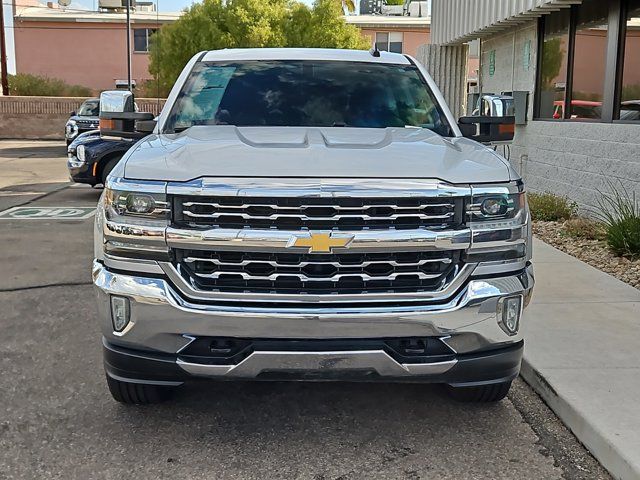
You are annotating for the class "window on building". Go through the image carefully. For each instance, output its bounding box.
[536,0,640,122]
[538,9,570,119]
[133,28,158,53]
[570,0,609,119]
[375,32,403,53]
[620,0,640,121]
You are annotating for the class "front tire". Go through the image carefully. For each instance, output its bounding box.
[446,381,512,403]
[106,375,172,404]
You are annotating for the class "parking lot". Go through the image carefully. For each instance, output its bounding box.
[0,140,611,480]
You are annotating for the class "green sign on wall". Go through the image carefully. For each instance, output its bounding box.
[489,50,496,76]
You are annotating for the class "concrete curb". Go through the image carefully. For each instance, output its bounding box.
[520,359,639,480]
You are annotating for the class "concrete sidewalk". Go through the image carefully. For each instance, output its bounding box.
[523,238,640,480]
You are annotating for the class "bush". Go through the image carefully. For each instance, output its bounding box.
[8,73,92,97]
[528,192,578,222]
[385,0,404,5]
[594,181,640,258]
[564,217,606,241]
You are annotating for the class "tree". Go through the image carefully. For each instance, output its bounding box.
[148,0,370,95]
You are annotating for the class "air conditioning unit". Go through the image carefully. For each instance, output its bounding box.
[99,0,135,10]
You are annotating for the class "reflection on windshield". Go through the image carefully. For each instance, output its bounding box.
[165,61,452,136]
[78,101,100,117]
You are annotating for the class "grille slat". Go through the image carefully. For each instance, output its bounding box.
[174,196,462,231]
[176,250,460,295]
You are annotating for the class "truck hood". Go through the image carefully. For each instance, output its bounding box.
[122,126,513,184]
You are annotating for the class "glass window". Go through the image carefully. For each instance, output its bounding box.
[389,32,403,53]
[620,0,640,121]
[374,32,403,53]
[165,61,452,136]
[133,28,157,53]
[538,9,570,119]
[78,100,99,117]
[569,0,609,119]
[375,32,389,52]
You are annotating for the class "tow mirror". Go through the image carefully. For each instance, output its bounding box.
[459,94,516,145]
[99,90,155,139]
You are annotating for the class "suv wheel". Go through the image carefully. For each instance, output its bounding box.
[446,381,512,403]
[106,375,173,404]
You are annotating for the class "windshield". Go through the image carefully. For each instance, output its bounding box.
[164,60,452,136]
[78,100,99,117]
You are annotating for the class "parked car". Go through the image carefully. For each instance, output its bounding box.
[67,130,134,186]
[94,48,532,405]
[65,98,100,146]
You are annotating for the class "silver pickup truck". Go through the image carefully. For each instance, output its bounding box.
[93,48,533,404]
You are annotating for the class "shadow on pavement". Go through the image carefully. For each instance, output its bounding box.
[0,144,67,159]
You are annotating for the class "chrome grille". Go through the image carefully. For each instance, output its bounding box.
[173,196,462,230]
[176,250,460,294]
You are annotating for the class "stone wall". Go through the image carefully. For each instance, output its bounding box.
[0,96,165,140]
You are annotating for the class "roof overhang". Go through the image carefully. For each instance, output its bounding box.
[431,0,583,45]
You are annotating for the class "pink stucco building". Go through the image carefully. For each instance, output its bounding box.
[12,2,178,93]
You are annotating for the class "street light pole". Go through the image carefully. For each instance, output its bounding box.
[125,0,132,92]
[0,2,10,96]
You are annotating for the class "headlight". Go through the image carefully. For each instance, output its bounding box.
[66,120,78,137]
[76,144,86,162]
[104,188,169,221]
[466,181,530,265]
[101,180,170,260]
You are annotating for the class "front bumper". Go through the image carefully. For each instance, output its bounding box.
[93,261,533,384]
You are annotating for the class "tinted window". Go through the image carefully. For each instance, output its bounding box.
[78,100,99,116]
[619,0,640,120]
[538,9,571,119]
[570,0,608,119]
[165,61,451,135]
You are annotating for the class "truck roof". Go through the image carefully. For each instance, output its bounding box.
[200,48,412,65]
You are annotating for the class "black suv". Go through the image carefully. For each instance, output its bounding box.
[65,98,100,146]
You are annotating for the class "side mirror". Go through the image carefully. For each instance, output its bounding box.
[458,115,515,145]
[70,111,76,117]
[99,90,154,139]
[460,94,516,145]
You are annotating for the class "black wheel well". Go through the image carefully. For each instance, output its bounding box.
[96,152,125,183]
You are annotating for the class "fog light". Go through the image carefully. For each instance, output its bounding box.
[498,295,522,336]
[110,296,130,332]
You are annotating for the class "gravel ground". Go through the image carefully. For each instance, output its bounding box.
[533,221,640,290]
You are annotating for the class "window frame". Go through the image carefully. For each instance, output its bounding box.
[374,31,404,54]
[534,0,638,123]
[132,28,157,54]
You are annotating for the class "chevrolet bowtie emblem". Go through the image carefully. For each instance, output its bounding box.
[289,233,354,253]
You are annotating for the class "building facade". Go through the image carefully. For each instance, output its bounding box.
[11,3,178,93]
[432,0,640,211]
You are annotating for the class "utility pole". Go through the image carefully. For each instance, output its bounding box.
[125,0,132,91]
[0,1,9,96]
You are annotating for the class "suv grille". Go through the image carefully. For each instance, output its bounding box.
[173,196,462,231]
[175,249,460,294]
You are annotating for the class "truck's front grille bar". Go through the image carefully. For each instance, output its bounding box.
[174,196,462,231]
[175,249,460,294]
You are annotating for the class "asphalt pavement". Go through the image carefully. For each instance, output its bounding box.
[0,140,611,480]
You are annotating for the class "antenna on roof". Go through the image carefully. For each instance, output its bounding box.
[369,45,381,58]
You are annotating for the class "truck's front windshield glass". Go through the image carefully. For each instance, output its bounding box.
[164,60,452,136]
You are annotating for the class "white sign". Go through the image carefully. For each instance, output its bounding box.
[0,206,96,220]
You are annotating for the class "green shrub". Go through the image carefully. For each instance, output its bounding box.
[385,0,404,5]
[528,192,578,221]
[8,73,92,97]
[594,181,640,258]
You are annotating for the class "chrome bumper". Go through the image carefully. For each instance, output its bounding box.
[93,261,533,380]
